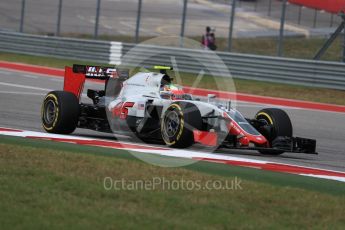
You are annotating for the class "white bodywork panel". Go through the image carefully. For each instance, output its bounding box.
[108,71,225,119]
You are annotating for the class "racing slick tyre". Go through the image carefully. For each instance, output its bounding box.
[161,102,202,148]
[255,108,293,155]
[41,91,79,134]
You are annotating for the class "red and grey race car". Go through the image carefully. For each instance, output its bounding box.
[41,65,316,155]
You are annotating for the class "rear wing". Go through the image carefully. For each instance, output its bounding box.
[64,64,129,100]
[72,64,129,80]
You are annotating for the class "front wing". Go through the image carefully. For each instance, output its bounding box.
[220,136,317,154]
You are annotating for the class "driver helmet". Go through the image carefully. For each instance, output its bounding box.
[160,84,184,100]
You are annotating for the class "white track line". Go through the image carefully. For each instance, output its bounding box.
[0,91,45,96]
[0,82,52,91]
[0,82,89,99]
[20,74,38,79]
[1,128,345,183]
[49,78,63,82]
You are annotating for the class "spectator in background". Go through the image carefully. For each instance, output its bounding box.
[201,26,217,50]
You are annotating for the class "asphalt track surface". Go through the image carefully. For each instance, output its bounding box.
[0,68,345,172]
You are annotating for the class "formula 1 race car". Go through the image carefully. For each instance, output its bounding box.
[41,65,317,155]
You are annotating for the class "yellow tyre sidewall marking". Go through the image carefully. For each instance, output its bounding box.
[161,104,184,145]
[42,94,59,131]
[256,112,273,125]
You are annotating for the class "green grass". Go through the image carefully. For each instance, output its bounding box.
[2,51,345,105]
[0,136,345,229]
[214,36,343,61]
[62,34,344,61]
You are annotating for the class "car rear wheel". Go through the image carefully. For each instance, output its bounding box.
[255,108,293,155]
[42,91,79,134]
[161,102,202,148]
